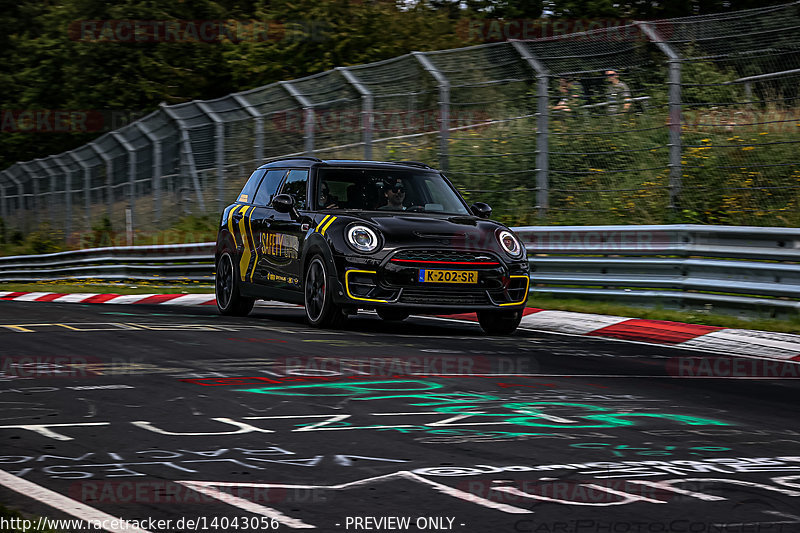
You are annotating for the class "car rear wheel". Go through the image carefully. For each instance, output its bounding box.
[304,255,346,328]
[216,251,255,316]
[477,309,522,335]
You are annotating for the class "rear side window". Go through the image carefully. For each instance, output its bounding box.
[280,170,309,209]
[254,170,287,206]
[238,169,265,203]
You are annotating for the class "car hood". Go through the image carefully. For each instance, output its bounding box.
[338,211,505,248]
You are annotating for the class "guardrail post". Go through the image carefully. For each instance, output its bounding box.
[512,41,549,217]
[111,132,138,245]
[337,67,374,160]
[160,104,206,215]
[233,94,264,165]
[89,142,114,223]
[135,121,162,224]
[413,52,450,171]
[52,156,74,240]
[637,22,682,212]
[280,81,315,156]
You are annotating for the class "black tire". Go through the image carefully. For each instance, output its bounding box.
[477,309,523,335]
[215,251,255,317]
[304,255,346,328]
[376,308,410,321]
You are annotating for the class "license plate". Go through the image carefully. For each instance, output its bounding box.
[419,269,478,284]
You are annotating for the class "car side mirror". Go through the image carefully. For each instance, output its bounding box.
[471,202,492,218]
[273,194,300,220]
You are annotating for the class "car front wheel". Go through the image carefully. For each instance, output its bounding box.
[216,251,255,316]
[304,255,346,328]
[477,309,522,335]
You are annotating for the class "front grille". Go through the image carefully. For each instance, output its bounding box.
[392,250,498,263]
[399,288,489,305]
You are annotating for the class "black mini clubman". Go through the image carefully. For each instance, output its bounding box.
[215,158,530,334]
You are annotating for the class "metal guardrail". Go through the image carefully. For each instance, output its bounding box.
[1,225,798,316]
[0,242,215,282]
[515,224,800,316]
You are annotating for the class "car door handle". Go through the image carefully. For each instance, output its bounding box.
[232,212,244,221]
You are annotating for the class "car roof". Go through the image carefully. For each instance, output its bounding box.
[256,158,437,171]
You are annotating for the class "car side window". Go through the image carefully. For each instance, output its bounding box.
[254,170,287,206]
[237,169,265,203]
[279,170,309,209]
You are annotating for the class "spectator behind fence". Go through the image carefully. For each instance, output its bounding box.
[604,70,632,114]
[552,78,584,113]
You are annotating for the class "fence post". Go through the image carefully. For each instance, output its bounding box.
[160,104,206,215]
[89,141,114,223]
[18,162,42,227]
[4,168,26,234]
[68,152,92,233]
[135,121,161,225]
[512,41,549,217]
[0,178,6,221]
[196,102,226,212]
[233,94,264,165]
[337,67,374,160]
[0,175,7,241]
[52,156,74,240]
[280,81,315,156]
[637,22,682,211]
[111,132,137,244]
[413,52,450,171]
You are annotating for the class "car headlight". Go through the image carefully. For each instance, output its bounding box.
[346,225,381,253]
[497,229,524,258]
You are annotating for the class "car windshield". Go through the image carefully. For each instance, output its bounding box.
[316,168,470,215]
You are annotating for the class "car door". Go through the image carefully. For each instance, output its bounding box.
[264,169,310,292]
[244,169,288,289]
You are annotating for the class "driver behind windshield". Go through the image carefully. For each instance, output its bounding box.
[379,179,406,211]
[318,180,338,209]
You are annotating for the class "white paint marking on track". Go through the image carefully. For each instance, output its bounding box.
[0,469,152,533]
[51,293,110,303]
[680,329,800,360]
[162,294,217,305]
[177,470,530,529]
[7,292,52,301]
[514,323,800,366]
[519,310,630,335]
[175,481,315,529]
[0,292,14,297]
[104,294,159,304]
